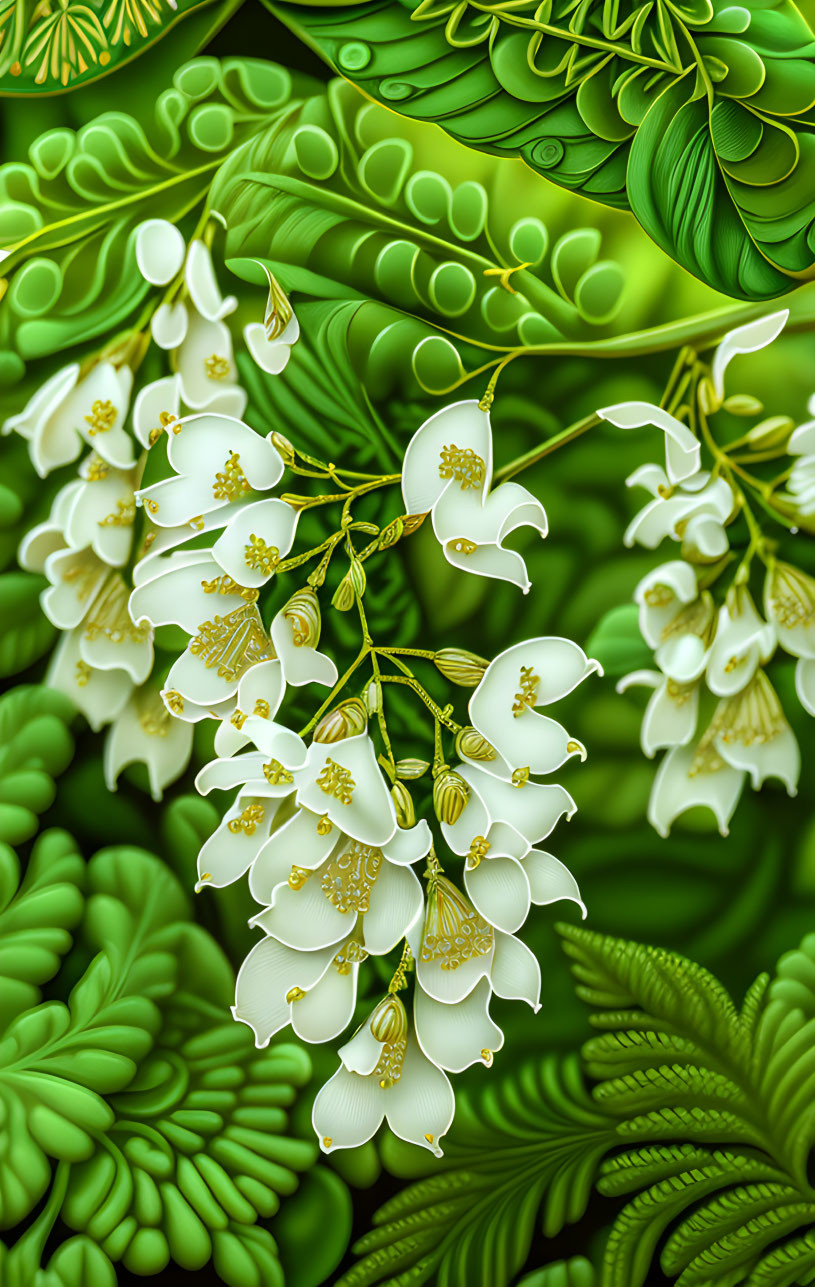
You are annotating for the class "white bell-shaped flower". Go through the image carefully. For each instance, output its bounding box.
[624,466,735,553]
[648,742,745,838]
[136,413,284,529]
[135,218,186,286]
[634,563,712,682]
[3,362,135,477]
[312,994,455,1156]
[414,977,503,1074]
[234,933,365,1047]
[250,813,429,952]
[598,401,701,483]
[292,733,397,847]
[47,628,134,732]
[461,821,584,935]
[104,685,194,801]
[710,670,799,795]
[467,637,600,778]
[212,498,299,589]
[765,561,815,660]
[617,669,700,757]
[706,589,776,697]
[401,400,547,592]
[441,762,576,857]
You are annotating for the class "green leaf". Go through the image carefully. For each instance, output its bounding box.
[0,685,76,844]
[341,1055,614,1287]
[586,604,652,680]
[557,925,815,1287]
[0,0,230,96]
[0,572,56,677]
[0,58,305,367]
[0,830,84,1031]
[266,0,815,298]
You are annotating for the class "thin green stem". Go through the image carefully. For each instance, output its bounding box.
[380,674,462,732]
[494,413,601,483]
[297,641,370,737]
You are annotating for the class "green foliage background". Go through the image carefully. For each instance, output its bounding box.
[2,1,815,1284]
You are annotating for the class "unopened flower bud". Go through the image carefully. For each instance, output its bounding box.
[396,758,430,780]
[263,267,294,341]
[455,726,497,762]
[722,393,764,417]
[745,415,794,450]
[332,559,366,612]
[314,697,368,744]
[391,780,415,829]
[434,647,488,687]
[379,517,405,550]
[272,430,296,464]
[282,588,320,648]
[433,769,470,825]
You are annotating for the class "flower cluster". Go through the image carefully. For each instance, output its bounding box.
[128,381,602,1154]
[608,312,815,836]
[2,218,286,797]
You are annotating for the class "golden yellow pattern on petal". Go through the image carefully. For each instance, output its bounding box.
[438,443,486,490]
[316,758,355,805]
[244,534,280,577]
[190,603,273,682]
[84,399,117,436]
[321,842,383,914]
[512,664,539,716]
[204,354,230,381]
[227,802,265,835]
[421,874,493,969]
[212,452,250,503]
[369,995,408,1090]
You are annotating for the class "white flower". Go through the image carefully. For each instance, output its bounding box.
[233,933,366,1047]
[3,361,135,477]
[462,825,584,935]
[249,812,429,953]
[47,628,134,731]
[624,466,735,554]
[133,224,245,416]
[413,977,504,1074]
[441,763,576,858]
[786,404,815,516]
[132,374,181,450]
[414,871,542,1009]
[312,994,455,1156]
[243,266,300,375]
[648,743,745,838]
[135,218,186,286]
[291,733,398,846]
[598,401,701,483]
[765,561,815,660]
[466,637,600,778]
[618,669,700,757]
[707,310,789,411]
[104,685,194,801]
[401,400,547,592]
[136,412,284,529]
[648,669,799,836]
[633,562,712,682]
[705,589,775,697]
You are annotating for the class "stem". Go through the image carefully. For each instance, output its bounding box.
[298,641,370,737]
[494,413,601,483]
[357,592,396,768]
[380,674,462,731]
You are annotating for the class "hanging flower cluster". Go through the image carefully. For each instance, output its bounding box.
[608,311,815,836]
[127,374,604,1154]
[2,218,282,798]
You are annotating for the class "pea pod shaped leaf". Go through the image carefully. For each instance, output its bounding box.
[265,0,815,299]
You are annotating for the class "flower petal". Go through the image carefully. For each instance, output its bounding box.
[292,952,359,1044]
[312,1065,385,1153]
[648,744,744,838]
[464,854,531,934]
[711,311,788,401]
[598,402,700,482]
[490,931,541,1011]
[233,936,335,1047]
[363,861,424,955]
[213,499,298,588]
[414,977,503,1072]
[384,1036,455,1156]
[523,849,585,915]
[185,239,237,321]
[402,400,492,515]
[195,793,278,889]
[135,219,186,286]
[294,735,397,846]
[104,690,193,801]
[252,874,352,950]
